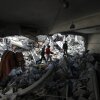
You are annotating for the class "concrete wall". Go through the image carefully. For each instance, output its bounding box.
[87,34,100,53]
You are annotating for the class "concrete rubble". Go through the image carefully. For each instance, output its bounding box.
[0,34,98,100]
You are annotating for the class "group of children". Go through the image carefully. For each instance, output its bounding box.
[36,45,53,64]
[37,41,68,64]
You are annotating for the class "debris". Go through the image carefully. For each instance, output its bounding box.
[0,34,97,100]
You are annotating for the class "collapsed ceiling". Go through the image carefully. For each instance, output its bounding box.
[0,0,100,37]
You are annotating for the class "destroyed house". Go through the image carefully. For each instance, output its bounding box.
[0,0,100,100]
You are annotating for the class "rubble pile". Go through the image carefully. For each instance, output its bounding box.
[37,33,85,58]
[64,52,96,100]
[52,34,85,55]
[0,34,96,100]
[34,53,96,100]
[23,52,97,100]
[0,50,98,100]
[0,65,45,95]
[0,34,85,63]
[0,61,56,100]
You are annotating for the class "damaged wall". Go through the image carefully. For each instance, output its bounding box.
[87,33,100,53]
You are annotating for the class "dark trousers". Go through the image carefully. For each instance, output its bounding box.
[36,55,46,64]
[64,49,67,55]
[41,56,46,62]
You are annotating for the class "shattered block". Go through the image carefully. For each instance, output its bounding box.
[88,92,96,100]
[78,96,88,100]
[87,78,94,92]
[73,88,87,97]
[5,88,13,95]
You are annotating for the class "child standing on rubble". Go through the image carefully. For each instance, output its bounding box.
[40,45,46,63]
[63,41,68,56]
[36,45,46,64]
[46,45,53,62]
